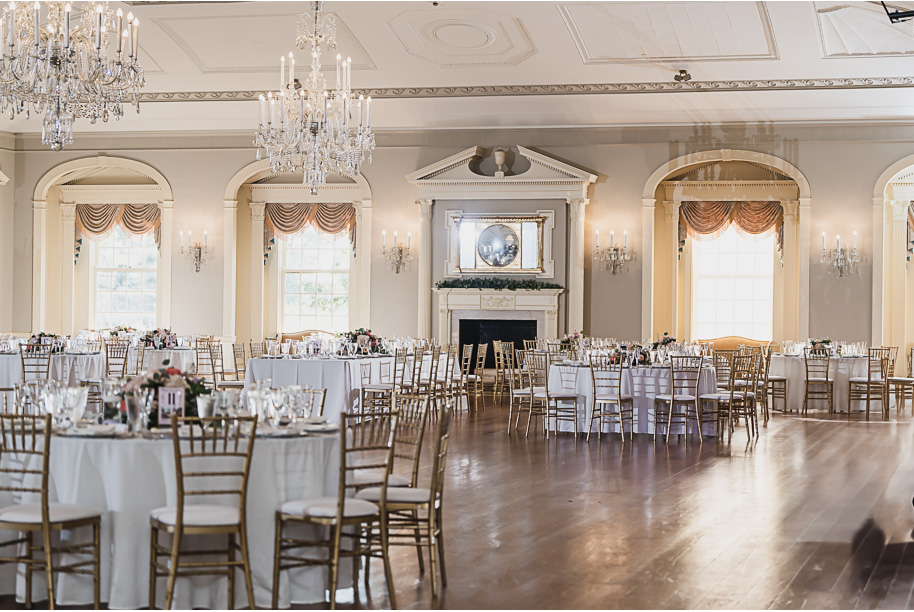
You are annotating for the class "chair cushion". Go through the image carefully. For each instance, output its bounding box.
[355,486,431,504]
[150,504,240,527]
[595,394,634,402]
[700,391,755,400]
[280,496,378,519]
[512,386,545,396]
[533,391,578,399]
[766,376,788,382]
[656,394,696,402]
[888,377,914,383]
[850,377,884,383]
[217,381,246,388]
[350,469,411,488]
[0,503,100,524]
[807,377,831,383]
[362,383,393,391]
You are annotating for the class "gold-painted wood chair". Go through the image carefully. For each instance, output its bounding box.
[134,343,147,375]
[149,415,258,610]
[194,339,217,387]
[848,347,890,420]
[104,340,130,378]
[360,353,398,415]
[19,345,52,383]
[531,353,579,438]
[356,403,453,599]
[802,347,833,415]
[505,348,535,433]
[232,344,248,382]
[888,347,914,416]
[271,411,399,609]
[249,341,264,359]
[587,354,634,442]
[654,355,703,443]
[0,413,102,609]
[210,344,246,391]
[468,344,488,410]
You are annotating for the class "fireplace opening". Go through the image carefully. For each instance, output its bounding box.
[459,319,537,371]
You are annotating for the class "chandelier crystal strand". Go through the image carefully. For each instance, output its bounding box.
[253,1,375,194]
[0,0,144,151]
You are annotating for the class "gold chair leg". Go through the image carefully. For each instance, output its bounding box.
[238,524,255,610]
[412,509,425,574]
[93,521,100,610]
[148,526,157,610]
[271,515,282,609]
[228,532,236,609]
[164,530,181,611]
[436,508,447,589]
[43,528,55,609]
[328,525,342,609]
[379,519,398,609]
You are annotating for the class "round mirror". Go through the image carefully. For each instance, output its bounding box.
[477,224,519,267]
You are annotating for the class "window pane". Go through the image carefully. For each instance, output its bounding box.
[94,227,157,329]
[280,227,350,333]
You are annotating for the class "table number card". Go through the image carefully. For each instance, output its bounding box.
[166,334,177,348]
[158,387,185,424]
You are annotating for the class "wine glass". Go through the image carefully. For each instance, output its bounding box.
[268,387,287,425]
[123,391,145,433]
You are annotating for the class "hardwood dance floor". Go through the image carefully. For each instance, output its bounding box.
[5,400,914,609]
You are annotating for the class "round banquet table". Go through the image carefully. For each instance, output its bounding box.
[0,432,341,609]
[768,354,870,413]
[128,347,196,374]
[547,364,719,435]
[0,352,106,388]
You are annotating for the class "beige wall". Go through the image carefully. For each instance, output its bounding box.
[5,122,914,343]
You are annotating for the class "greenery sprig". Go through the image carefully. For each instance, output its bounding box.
[435,277,564,291]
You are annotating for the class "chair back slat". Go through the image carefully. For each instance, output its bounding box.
[19,345,52,383]
[105,340,130,378]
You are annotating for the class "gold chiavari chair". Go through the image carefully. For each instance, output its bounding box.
[469,344,488,409]
[232,344,248,382]
[458,345,473,410]
[210,344,246,391]
[0,413,102,609]
[356,403,453,599]
[802,347,833,415]
[436,345,460,409]
[195,339,217,386]
[354,395,428,490]
[271,411,399,610]
[134,343,147,375]
[654,355,703,443]
[764,346,788,413]
[528,353,579,438]
[712,349,737,391]
[249,341,264,359]
[848,347,890,420]
[522,350,550,437]
[492,341,507,403]
[755,345,777,423]
[888,347,914,416]
[720,353,760,440]
[104,340,130,378]
[149,416,258,610]
[522,339,537,351]
[19,345,52,383]
[360,359,395,415]
[587,354,634,442]
[507,349,536,433]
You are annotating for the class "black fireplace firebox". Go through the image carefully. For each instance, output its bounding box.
[459,319,537,372]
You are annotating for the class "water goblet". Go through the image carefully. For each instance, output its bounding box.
[123,391,145,434]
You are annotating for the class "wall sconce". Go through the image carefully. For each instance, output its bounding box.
[594,229,632,274]
[179,230,211,273]
[381,230,413,274]
[821,231,859,277]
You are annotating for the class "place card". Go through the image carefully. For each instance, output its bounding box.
[158,387,185,424]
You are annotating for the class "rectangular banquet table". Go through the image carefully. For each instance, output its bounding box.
[0,432,341,609]
[245,356,394,422]
[547,364,719,435]
[0,352,106,388]
[768,354,871,413]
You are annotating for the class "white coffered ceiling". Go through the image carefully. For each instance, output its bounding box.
[9,0,914,135]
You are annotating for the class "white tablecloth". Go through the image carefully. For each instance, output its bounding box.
[0,433,341,609]
[547,365,719,435]
[769,354,869,413]
[128,347,196,374]
[0,353,106,387]
[245,356,394,422]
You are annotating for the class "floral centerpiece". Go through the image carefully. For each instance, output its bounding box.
[141,328,172,348]
[651,332,676,350]
[109,325,136,337]
[810,338,832,349]
[120,360,211,428]
[27,332,62,352]
[340,328,387,354]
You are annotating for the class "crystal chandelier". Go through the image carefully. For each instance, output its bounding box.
[0,1,144,151]
[253,1,375,195]
[821,231,860,277]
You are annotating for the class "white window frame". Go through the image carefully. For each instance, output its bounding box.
[87,227,160,330]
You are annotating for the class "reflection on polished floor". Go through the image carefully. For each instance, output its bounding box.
[354,401,914,610]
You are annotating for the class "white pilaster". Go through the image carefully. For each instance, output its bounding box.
[798,197,811,341]
[417,199,433,338]
[890,200,908,352]
[781,201,800,343]
[31,200,47,333]
[356,199,372,329]
[59,203,76,336]
[158,200,174,330]
[250,203,266,342]
[641,198,655,340]
[663,200,680,339]
[566,197,588,334]
[873,197,887,346]
[223,200,237,339]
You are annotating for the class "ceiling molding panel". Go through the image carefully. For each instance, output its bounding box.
[558,1,778,63]
[388,8,536,67]
[814,1,914,57]
[152,12,375,74]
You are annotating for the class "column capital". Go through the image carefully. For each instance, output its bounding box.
[782,200,800,220]
[223,199,238,210]
[60,202,76,223]
[159,199,174,210]
[32,200,46,210]
[417,199,433,220]
[890,199,910,222]
[662,200,680,222]
[567,198,589,219]
[250,202,266,222]
[642,198,656,209]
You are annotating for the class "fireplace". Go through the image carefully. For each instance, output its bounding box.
[459,319,537,371]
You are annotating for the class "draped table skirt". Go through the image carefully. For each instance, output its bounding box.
[0,433,341,609]
[768,355,870,413]
[128,347,197,374]
[547,365,719,435]
[0,353,106,388]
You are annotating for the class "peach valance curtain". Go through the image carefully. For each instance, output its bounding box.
[75,203,161,247]
[678,201,783,257]
[263,202,357,259]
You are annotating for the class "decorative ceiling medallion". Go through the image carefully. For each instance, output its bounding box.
[388,8,536,67]
[153,13,375,74]
[814,1,914,57]
[558,1,777,63]
[135,76,914,103]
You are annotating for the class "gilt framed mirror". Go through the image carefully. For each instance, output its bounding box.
[449,213,551,275]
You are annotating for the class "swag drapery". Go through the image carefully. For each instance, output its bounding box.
[263,202,357,260]
[678,201,784,258]
[75,203,162,247]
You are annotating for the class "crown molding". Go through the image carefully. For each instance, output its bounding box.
[136,76,914,103]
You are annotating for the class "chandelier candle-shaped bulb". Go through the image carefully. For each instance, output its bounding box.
[203,230,207,247]
[179,231,183,248]
[280,55,285,89]
[366,96,371,128]
[394,231,398,246]
[610,230,614,248]
[336,53,341,89]
[854,230,858,250]
[323,90,328,121]
[382,230,386,247]
[127,12,134,57]
[268,92,273,125]
[133,19,139,58]
[288,52,294,86]
[837,234,840,250]
[407,232,411,249]
[624,230,628,248]
[258,94,264,126]
[346,56,351,90]
[32,2,38,47]
[822,231,826,251]
[116,8,122,53]
[64,4,70,49]
[95,5,102,49]
[595,229,599,249]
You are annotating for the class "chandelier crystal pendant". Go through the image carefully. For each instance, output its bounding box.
[0,0,145,151]
[253,1,375,195]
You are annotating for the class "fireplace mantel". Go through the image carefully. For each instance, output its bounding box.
[433,288,564,344]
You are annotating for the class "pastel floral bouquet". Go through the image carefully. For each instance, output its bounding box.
[109,326,136,337]
[561,331,589,349]
[340,328,387,354]
[810,338,833,350]
[651,332,676,350]
[122,361,211,428]
[141,328,172,348]
[27,332,62,353]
